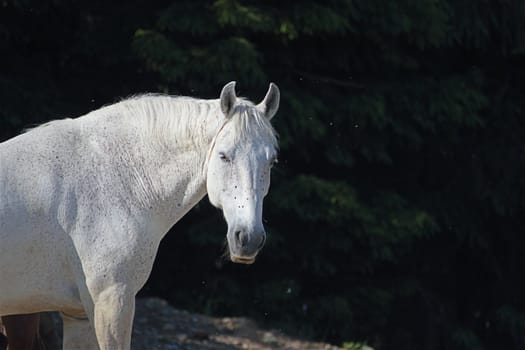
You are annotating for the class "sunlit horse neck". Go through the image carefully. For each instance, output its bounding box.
[73,87,277,238]
[0,82,280,349]
[88,94,225,233]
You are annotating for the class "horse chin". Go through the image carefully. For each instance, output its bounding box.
[230,255,256,264]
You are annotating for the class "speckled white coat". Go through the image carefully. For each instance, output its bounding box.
[0,82,280,349]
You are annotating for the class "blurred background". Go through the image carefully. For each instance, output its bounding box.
[1,1,525,349]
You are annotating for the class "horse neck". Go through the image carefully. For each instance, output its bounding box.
[102,96,224,235]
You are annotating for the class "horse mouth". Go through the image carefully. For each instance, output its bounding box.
[230,255,256,264]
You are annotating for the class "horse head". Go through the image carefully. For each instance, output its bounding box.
[206,82,279,264]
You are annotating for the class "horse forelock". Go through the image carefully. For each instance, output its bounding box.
[227,99,278,150]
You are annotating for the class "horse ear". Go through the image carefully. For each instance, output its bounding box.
[257,83,280,120]
[220,81,237,118]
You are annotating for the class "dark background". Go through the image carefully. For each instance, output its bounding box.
[1,1,525,349]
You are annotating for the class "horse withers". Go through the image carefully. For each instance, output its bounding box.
[0,82,280,349]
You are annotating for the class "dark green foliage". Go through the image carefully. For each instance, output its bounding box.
[1,1,525,349]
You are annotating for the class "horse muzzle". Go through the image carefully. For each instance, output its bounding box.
[227,227,266,264]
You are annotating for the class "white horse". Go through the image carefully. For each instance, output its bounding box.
[0,82,280,349]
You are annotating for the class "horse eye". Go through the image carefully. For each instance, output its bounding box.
[219,152,230,162]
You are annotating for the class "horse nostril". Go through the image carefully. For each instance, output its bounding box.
[235,230,248,248]
[257,234,266,250]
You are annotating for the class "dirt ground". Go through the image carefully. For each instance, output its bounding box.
[131,297,345,350]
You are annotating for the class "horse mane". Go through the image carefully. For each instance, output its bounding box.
[23,93,278,150]
[114,94,278,150]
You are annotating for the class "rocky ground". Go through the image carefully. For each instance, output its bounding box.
[131,297,345,350]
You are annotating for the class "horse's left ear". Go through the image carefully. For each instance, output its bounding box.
[257,83,280,120]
